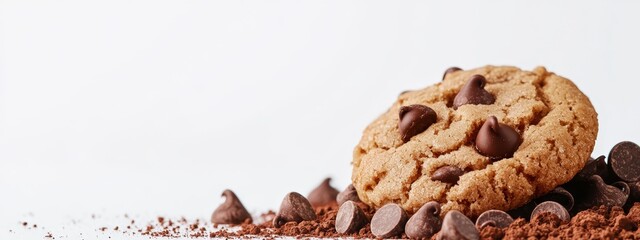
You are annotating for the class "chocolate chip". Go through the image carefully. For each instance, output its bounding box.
[535,187,575,211]
[273,192,317,227]
[398,104,437,142]
[405,202,442,239]
[475,116,521,160]
[531,201,570,222]
[608,141,640,182]
[431,166,464,184]
[210,190,253,224]
[442,67,462,80]
[580,155,610,180]
[575,175,629,212]
[335,201,367,234]
[336,184,361,206]
[452,75,495,109]
[307,178,340,207]
[475,210,514,229]
[437,210,479,240]
[371,203,408,238]
[627,181,640,202]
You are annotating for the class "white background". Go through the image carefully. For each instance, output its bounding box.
[1,0,640,238]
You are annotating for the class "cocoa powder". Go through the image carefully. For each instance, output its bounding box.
[94,202,640,239]
[477,204,640,240]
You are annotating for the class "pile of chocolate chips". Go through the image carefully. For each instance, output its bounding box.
[203,141,640,239]
[88,141,637,239]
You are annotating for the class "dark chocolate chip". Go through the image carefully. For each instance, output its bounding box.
[437,210,479,240]
[579,155,610,181]
[535,187,575,211]
[307,178,340,207]
[627,181,640,202]
[442,67,462,80]
[531,201,570,222]
[405,202,442,239]
[566,156,609,189]
[210,189,253,224]
[398,104,437,142]
[475,116,521,160]
[475,210,514,229]
[431,166,464,184]
[452,75,495,109]
[371,203,408,238]
[563,156,609,204]
[337,184,361,206]
[273,192,317,227]
[608,141,640,182]
[335,201,367,234]
[574,175,629,212]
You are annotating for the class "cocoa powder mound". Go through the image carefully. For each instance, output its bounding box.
[116,203,640,239]
[478,204,640,240]
[216,204,376,239]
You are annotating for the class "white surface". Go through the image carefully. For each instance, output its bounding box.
[1,0,640,238]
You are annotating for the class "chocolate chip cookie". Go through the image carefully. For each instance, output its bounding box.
[352,66,598,218]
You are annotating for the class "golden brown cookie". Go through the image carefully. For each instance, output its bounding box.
[351,66,598,218]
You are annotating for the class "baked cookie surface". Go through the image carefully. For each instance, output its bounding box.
[351,66,598,218]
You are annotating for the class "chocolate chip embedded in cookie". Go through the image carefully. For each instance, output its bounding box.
[398,104,437,142]
[475,116,521,160]
[453,75,495,109]
[431,165,464,184]
[352,66,598,218]
[442,67,462,80]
